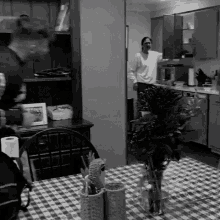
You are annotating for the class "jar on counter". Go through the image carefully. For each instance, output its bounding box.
[188,68,195,86]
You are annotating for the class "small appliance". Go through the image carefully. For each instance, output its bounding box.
[157,65,190,85]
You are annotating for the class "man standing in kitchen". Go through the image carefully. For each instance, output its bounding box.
[128,36,163,98]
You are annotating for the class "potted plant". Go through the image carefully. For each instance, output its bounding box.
[130,85,202,215]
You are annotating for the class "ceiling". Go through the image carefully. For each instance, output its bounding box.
[126,0,197,12]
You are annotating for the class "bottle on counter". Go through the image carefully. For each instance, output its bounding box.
[188,68,195,87]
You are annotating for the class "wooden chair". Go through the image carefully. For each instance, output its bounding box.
[20,127,99,181]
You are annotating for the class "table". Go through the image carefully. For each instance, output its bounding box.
[18,157,220,220]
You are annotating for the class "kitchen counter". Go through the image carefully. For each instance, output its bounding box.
[154,83,219,95]
[151,83,220,154]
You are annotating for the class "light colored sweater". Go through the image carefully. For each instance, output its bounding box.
[128,50,162,84]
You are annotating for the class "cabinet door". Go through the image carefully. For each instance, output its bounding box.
[208,95,220,153]
[163,15,175,59]
[208,103,220,153]
[173,14,183,58]
[184,94,208,145]
[151,17,163,53]
[194,8,218,60]
[162,15,183,59]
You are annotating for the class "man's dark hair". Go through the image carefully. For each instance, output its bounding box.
[141,37,152,46]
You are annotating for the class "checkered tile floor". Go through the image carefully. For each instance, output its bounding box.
[18,157,220,220]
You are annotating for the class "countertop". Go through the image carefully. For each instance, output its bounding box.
[154,83,219,95]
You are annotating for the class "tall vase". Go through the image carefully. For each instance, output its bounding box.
[148,170,164,214]
[80,189,105,220]
[104,182,126,220]
[139,168,168,216]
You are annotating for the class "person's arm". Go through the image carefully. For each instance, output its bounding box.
[0,107,24,129]
[128,54,139,84]
[5,107,23,126]
[0,109,6,127]
[4,83,26,127]
[4,83,35,128]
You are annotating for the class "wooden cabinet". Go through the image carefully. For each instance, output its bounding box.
[151,17,163,53]
[208,95,220,154]
[193,8,218,60]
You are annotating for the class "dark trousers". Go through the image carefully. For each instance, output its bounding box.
[137,83,155,117]
[137,82,155,100]
[137,82,149,101]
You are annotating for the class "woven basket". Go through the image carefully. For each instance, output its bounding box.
[104,182,126,220]
[80,189,105,220]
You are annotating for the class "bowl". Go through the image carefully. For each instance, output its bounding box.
[202,83,212,92]
[174,81,185,87]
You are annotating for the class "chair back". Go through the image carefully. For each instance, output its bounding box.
[20,127,99,181]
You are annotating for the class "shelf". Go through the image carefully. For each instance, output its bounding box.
[55,31,70,35]
[24,76,71,83]
[182,29,194,31]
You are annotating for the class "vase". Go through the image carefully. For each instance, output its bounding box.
[149,170,163,214]
[140,170,169,216]
[80,189,105,220]
[104,182,126,220]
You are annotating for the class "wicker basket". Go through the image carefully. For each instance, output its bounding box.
[80,189,105,220]
[104,182,126,220]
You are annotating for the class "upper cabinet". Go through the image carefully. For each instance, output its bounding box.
[151,7,219,61]
[193,8,218,60]
[162,14,182,59]
[151,17,163,53]
[181,12,195,58]
[151,14,183,59]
